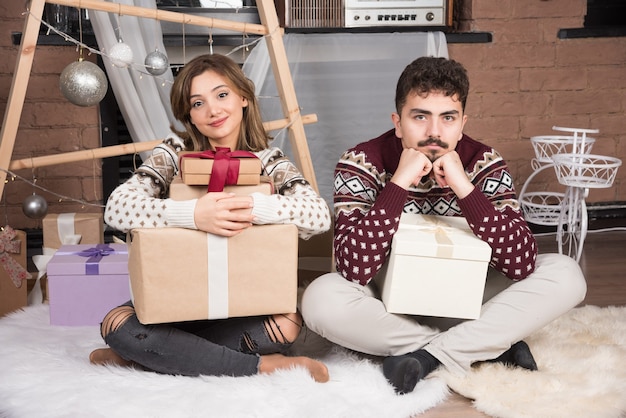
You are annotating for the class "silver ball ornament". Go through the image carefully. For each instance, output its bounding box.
[22,194,48,219]
[144,49,169,76]
[109,41,134,68]
[59,60,108,107]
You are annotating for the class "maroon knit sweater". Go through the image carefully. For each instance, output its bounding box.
[333,129,537,286]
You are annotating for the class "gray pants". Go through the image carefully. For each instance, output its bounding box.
[104,304,291,377]
[301,253,586,375]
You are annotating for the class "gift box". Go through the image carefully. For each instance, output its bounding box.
[42,212,104,250]
[128,225,298,324]
[179,148,262,190]
[46,243,131,326]
[0,227,30,317]
[375,213,492,320]
[169,175,273,200]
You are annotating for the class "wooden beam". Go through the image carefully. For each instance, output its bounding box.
[1,0,318,200]
[256,0,319,192]
[0,0,46,201]
[48,0,269,35]
[8,114,318,170]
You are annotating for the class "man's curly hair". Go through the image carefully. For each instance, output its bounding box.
[395,56,469,114]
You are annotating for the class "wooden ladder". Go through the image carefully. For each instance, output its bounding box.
[0,0,318,202]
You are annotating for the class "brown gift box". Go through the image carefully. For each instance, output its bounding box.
[128,224,298,324]
[42,213,104,250]
[179,151,262,187]
[0,228,29,317]
[169,175,273,200]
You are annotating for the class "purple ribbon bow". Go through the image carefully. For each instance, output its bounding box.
[76,244,116,275]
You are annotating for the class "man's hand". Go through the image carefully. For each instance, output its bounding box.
[194,192,255,236]
[431,151,474,199]
[391,148,433,189]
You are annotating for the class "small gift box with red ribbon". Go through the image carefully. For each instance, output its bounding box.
[169,175,274,200]
[46,243,131,326]
[376,214,492,320]
[179,148,262,191]
[0,226,29,317]
[128,225,298,325]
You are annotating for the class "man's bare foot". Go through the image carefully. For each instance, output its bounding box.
[89,348,135,368]
[259,353,329,383]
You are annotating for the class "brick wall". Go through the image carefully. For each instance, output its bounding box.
[449,0,626,205]
[1,0,625,231]
[0,1,103,230]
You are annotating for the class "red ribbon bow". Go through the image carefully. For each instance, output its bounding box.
[0,226,30,288]
[179,147,258,192]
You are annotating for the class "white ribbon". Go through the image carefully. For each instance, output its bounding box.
[28,214,83,305]
[57,213,82,245]
[29,247,57,305]
[206,233,229,319]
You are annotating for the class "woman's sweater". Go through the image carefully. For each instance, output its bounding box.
[105,134,331,240]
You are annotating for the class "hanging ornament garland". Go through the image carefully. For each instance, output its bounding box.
[58,7,107,107]
[59,59,108,107]
[108,39,134,68]
[22,193,48,219]
[144,49,169,76]
[21,171,48,219]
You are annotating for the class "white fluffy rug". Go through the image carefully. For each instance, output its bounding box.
[0,304,448,418]
[1,304,625,418]
[435,304,626,418]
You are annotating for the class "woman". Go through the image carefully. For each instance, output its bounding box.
[90,54,331,383]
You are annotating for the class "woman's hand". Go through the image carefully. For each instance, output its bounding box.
[194,192,255,236]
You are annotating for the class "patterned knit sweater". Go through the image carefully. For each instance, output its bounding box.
[105,135,331,240]
[334,129,537,286]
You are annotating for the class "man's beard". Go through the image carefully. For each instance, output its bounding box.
[417,137,448,161]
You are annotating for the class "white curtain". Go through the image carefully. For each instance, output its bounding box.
[90,0,180,160]
[243,32,448,205]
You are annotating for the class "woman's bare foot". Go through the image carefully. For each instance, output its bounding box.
[259,353,329,383]
[89,348,135,368]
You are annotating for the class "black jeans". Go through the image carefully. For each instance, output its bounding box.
[104,301,291,377]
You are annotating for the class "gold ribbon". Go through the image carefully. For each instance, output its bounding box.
[0,226,30,288]
[403,216,455,259]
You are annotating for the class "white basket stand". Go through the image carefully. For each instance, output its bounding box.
[551,153,623,189]
[530,135,595,164]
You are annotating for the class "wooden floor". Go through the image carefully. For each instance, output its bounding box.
[418,225,626,418]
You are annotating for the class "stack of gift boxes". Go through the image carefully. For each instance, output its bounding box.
[41,149,303,327]
[42,213,131,326]
[129,149,299,324]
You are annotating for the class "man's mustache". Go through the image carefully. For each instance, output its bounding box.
[417,137,449,148]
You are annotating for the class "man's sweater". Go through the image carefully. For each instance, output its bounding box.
[333,129,537,286]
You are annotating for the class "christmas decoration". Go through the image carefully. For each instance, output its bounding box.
[59,60,108,107]
[144,49,169,76]
[0,226,30,288]
[108,40,134,68]
[22,194,48,219]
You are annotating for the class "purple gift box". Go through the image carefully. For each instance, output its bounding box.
[47,243,131,326]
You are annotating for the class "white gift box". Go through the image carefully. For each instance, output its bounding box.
[376,213,492,320]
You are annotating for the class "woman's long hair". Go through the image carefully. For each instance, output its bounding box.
[170,54,271,152]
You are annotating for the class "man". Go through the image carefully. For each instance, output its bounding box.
[301,56,586,394]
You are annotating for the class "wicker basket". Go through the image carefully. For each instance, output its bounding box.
[530,135,595,163]
[551,153,622,188]
[520,191,565,226]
